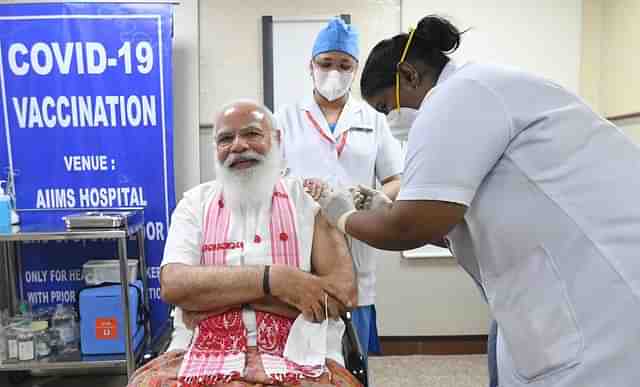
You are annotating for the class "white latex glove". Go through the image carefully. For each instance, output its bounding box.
[317,186,356,230]
[351,187,367,210]
[356,184,392,210]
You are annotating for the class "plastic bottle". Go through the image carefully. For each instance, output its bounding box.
[6,324,19,361]
[17,327,35,362]
[52,304,76,352]
[5,315,27,362]
[0,180,10,232]
[31,321,50,359]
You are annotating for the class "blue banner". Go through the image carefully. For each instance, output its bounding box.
[0,3,175,339]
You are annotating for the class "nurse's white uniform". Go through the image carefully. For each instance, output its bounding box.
[399,59,640,386]
[276,95,403,307]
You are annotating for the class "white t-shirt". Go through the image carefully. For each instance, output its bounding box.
[161,178,326,352]
[276,95,404,306]
[398,60,640,386]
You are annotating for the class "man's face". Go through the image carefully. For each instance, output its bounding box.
[215,104,273,171]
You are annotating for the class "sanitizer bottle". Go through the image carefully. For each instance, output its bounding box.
[0,181,11,231]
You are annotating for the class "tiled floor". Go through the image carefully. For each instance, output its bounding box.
[369,354,488,387]
[1,355,488,387]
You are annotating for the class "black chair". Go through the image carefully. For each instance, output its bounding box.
[342,311,369,387]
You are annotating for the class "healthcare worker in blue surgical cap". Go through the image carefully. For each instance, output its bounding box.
[316,14,640,387]
[276,17,403,362]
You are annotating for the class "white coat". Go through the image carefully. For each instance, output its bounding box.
[276,95,403,306]
[398,59,640,386]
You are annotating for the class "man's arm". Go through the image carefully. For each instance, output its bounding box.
[161,260,340,321]
[310,212,357,315]
[161,263,265,311]
[253,211,357,320]
[250,296,300,319]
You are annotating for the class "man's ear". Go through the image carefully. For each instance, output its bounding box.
[275,129,282,143]
[398,62,420,89]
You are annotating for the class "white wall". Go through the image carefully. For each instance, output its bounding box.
[198,0,401,125]
[580,0,640,118]
[403,0,582,93]
[601,0,640,117]
[618,117,640,145]
[580,0,604,113]
[173,0,200,196]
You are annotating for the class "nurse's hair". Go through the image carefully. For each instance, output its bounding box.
[360,15,463,99]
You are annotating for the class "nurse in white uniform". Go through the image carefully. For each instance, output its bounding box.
[276,18,403,360]
[318,15,640,387]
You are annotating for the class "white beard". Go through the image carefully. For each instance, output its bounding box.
[214,143,283,213]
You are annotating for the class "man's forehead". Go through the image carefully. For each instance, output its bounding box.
[217,105,270,132]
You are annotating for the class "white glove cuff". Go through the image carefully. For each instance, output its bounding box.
[337,209,357,234]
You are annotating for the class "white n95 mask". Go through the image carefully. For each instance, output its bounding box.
[283,315,346,367]
[386,107,419,140]
[314,69,353,102]
[283,294,346,367]
[283,315,328,367]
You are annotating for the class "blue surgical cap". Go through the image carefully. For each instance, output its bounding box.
[312,18,359,61]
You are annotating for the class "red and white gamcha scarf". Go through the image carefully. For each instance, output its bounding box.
[178,180,325,386]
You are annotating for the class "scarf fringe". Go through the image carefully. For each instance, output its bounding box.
[179,370,241,387]
[187,350,243,359]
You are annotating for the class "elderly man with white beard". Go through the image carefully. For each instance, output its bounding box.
[127,100,362,387]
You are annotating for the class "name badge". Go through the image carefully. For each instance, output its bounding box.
[349,126,374,133]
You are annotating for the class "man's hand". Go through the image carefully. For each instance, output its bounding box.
[270,265,350,322]
[321,274,356,313]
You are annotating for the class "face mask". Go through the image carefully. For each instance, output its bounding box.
[386,107,419,140]
[387,27,421,140]
[283,294,346,367]
[283,315,346,367]
[283,315,328,366]
[313,68,353,102]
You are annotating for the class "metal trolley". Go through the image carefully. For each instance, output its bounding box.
[0,210,149,381]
